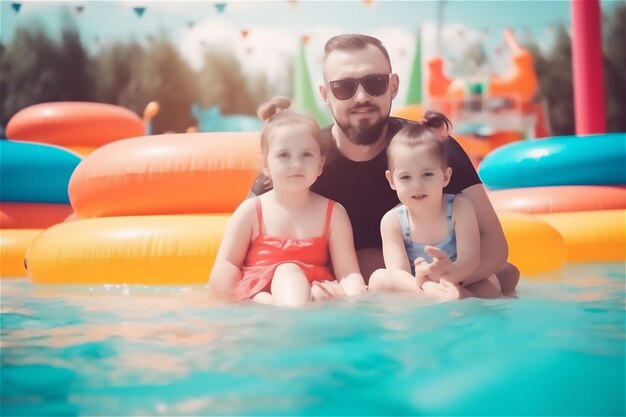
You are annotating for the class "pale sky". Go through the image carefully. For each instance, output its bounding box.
[2,1,620,106]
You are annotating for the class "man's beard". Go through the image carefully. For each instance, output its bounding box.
[332,107,388,146]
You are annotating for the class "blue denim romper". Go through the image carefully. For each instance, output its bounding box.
[397,194,457,275]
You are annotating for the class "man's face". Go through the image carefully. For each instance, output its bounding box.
[320,44,399,145]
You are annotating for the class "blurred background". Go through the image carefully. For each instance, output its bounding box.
[1,0,624,135]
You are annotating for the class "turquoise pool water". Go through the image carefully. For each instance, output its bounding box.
[1,262,624,416]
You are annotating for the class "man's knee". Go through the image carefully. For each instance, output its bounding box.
[497,262,520,294]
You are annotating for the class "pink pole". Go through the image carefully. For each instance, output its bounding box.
[571,0,606,134]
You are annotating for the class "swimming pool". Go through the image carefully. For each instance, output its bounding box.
[1,262,624,416]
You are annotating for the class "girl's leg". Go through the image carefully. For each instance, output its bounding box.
[271,263,312,307]
[252,291,276,305]
[208,263,243,300]
[369,269,420,293]
[464,274,501,299]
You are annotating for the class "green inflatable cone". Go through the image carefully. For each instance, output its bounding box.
[294,42,331,126]
[406,29,423,105]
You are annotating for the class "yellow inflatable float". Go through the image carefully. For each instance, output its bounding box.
[26,216,229,285]
[498,213,567,276]
[536,210,625,263]
[1,229,43,278]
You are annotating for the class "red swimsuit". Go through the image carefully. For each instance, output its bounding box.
[233,197,335,300]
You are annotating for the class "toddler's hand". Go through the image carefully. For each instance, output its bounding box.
[414,257,431,289]
[311,280,346,301]
[423,246,454,281]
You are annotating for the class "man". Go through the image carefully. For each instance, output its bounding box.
[253,34,519,295]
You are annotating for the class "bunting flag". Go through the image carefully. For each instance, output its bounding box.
[293,41,331,126]
[11,2,21,13]
[362,0,375,7]
[187,20,195,28]
[405,29,422,105]
[133,7,146,17]
[240,29,249,39]
[75,6,84,15]
[214,3,226,13]
[300,35,310,45]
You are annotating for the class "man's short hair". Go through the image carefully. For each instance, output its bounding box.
[323,34,392,72]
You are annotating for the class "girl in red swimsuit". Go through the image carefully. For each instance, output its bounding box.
[209,97,367,306]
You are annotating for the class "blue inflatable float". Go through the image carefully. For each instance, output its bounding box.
[0,140,81,203]
[478,133,626,189]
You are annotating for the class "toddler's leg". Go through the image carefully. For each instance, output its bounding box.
[369,269,420,293]
[464,274,501,299]
[422,280,472,301]
[271,263,311,307]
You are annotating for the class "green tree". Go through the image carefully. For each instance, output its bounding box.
[524,25,575,136]
[1,23,94,127]
[196,48,259,115]
[91,41,145,106]
[111,35,198,133]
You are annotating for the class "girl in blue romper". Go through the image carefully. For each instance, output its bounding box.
[369,113,500,300]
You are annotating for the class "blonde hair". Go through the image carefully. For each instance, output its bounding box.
[257,96,324,156]
[387,111,453,170]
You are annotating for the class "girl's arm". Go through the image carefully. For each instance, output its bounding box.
[208,199,255,298]
[442,195,480,284]
[380,210,412,273]
[327,203,367,296]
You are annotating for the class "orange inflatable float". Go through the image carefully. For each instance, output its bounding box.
[488,186,626,214]
[6,102,144,147]
[69,132,261,218]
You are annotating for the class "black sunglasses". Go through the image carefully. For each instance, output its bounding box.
[328,74,390,100]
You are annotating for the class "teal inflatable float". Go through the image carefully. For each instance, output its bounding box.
[478,133,626,189]
[0,140,81,203]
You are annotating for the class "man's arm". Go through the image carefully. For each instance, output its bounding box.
[249,173,272,197]
[459,183,508,284]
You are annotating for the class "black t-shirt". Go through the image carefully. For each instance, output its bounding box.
[251,117,481,250]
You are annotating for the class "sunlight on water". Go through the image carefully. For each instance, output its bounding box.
[1,263,624,416]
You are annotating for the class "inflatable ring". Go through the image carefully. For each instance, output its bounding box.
[0,140,81,204]
[25,215,230,285]
[479,133,626,189]
[536,209,625,263]
[1,229,42,278]
[1,202,74,229]
[488,185,626,214]
[69,132,260,217]
[6,102,144,147]
[498,212,566,275]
